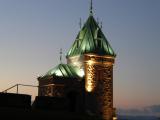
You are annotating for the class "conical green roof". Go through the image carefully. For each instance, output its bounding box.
[66,15,116,57]
[43,64,83,78]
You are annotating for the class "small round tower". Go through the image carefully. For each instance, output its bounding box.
[84,54,115,120]
[66,3,117,118]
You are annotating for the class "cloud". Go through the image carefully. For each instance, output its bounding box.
[117,105,160,117]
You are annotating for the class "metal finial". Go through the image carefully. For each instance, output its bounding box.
[79,18,82,29]
[60,48,62,63]
[97,17,99,25]
[100,21,103,29]
[90,0,93,15]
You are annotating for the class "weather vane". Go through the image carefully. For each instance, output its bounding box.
[101,21,103,29]
[79,18,82,29]
[90,0,93,15]
[60,48,62,63]
[97,17,99,25]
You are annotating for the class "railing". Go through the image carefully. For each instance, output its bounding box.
[2,84,38,94]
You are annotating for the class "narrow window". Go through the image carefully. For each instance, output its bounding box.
[97,39,101,48]
[77,40,79,48]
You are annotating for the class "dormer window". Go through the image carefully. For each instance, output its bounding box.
[97,39,101,48]
[76,39,79,48]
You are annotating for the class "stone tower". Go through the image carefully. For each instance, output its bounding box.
[84,54,115,120]
[66,1,117,119]
[38,0,117,119]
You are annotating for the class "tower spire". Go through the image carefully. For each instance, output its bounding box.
[90,0,93,15]
[97,17,99,25]
[79,18,82,29]
[59,48,62,63]
[100,21,103,29]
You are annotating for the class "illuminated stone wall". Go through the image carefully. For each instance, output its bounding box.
[85,63,96,92]
[84,54,115,120]
[38,76,85,112]
[39,85,65,97]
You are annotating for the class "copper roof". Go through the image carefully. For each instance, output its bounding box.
[67,15,116,57]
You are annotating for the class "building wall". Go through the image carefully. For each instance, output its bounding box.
[37,53,116,119]
[37,76,85,112]
[84,54,115,120]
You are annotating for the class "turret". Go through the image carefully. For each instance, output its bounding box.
[66,0,117,119]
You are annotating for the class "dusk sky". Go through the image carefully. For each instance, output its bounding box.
[0,0,160,109]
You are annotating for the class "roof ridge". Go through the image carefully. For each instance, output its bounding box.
[42,63,82,78]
